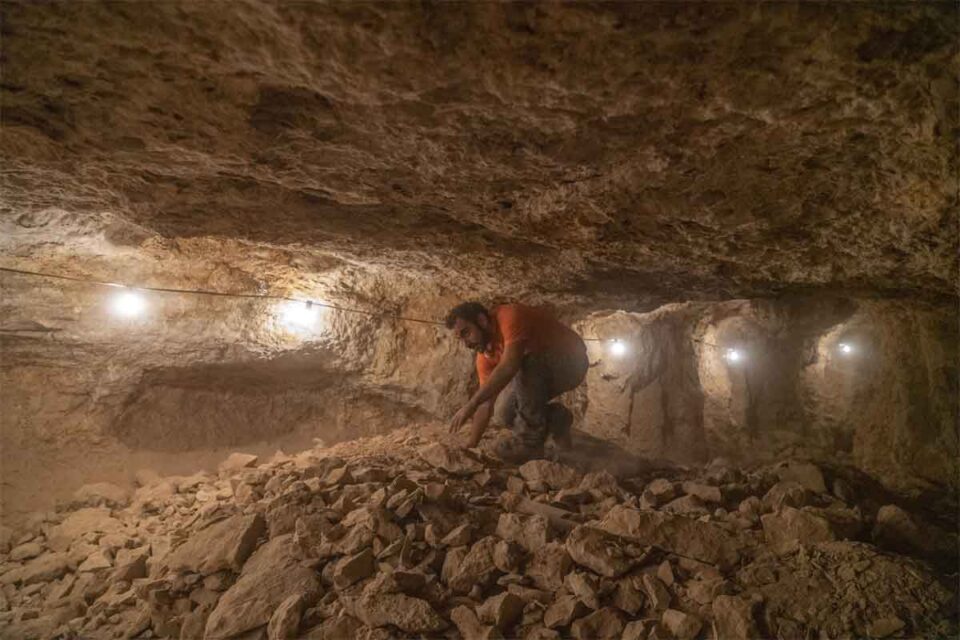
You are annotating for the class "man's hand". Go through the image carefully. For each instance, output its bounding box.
[449,401,478,434]
[452,342,522,438]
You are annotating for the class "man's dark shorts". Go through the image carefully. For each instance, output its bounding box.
[492,348,589,459]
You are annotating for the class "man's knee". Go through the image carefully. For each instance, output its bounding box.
[493,388,517,427]
[555,350,589,395]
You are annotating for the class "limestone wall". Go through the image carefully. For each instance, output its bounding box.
[0,272,472,523]
[577,298,958,494]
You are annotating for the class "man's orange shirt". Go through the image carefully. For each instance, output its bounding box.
[476,304,585,385]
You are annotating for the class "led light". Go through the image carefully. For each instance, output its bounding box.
[279,300,320,334]
[724,348,743,363]
[609,340,628,357]
[110,289,147,318]
[838,342,853,355]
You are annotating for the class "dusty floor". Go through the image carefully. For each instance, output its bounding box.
[1,425,956,639]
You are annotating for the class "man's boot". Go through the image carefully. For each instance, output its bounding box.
[494,412,547,463]
[493,433,544,463]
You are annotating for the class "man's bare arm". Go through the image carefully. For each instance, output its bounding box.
[465,400,493,448]
[450,341,524,435]
[469,341,524,408]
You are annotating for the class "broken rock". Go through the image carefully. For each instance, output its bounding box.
[570,607,624,640]
[441,523,472,547]
[518,460,580,490]
[543,594,589,629]
[47,508,126,551]
[644,478,676,505]
[333,547,375,589]
[204,534,320,639]
[712,595,759,639]
[643,574,673,612]
[501,494,577,533]
[565,525,636,578]
[1,552,71,586]
[762,481,809,512]
[662,609,702,640]
[447,536,500,594]
[166,513,265,575]
[686,577,732,605]
[611,578,645,616]
[777,461,827,494]
[814,504,863,539]
[525,627,560,640]
[657,560,675,586]
[219,452,259,472]
[355,574,447,634]
[661,494,710,516]
[565,572,600,610]
[476,592,524,631]
[268,593,305,640]
[418,443,482,476]
[78,549,112,572]
[600,505,743,569]
[492,539,525,574]
[496,513,550,552]
[579,470,621,495]
[9,542,43,562]
[441,545,469,585]
[866,616,905,638]
[761,506,837,554]
[180,604,213,640]
[451,605,504,640]
[622,620,653,640]
[738,495,762,518]
[527,542,573,591]
[681,481,722,503]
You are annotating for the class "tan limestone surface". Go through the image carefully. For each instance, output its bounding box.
[0,428,954,639]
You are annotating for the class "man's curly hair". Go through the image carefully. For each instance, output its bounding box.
[444,301,489,329]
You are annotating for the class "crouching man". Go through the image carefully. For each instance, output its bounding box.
[446,301,588,461]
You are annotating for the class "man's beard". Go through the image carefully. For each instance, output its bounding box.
[470,326,493,353]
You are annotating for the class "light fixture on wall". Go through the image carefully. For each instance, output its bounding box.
[109,289,147,318]
[278,300,321,334]
[724,348,743,363]
[609,339,628,357]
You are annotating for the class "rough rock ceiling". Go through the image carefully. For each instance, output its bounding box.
[2,1,957,307]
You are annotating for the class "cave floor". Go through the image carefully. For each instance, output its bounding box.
[0,425,956,639]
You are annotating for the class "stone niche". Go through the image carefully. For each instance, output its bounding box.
[0,276,473,521]
[110,357,436,452]
[577,297,958,493]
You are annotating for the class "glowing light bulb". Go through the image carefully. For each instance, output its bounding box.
[110,289,147,318]
[609,340,628,357]
[724,348,743,363]
[839,342,853,355]
[279,300,320,334]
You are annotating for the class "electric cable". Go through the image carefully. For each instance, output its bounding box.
[0,265,725,346]
[0,266,444,327]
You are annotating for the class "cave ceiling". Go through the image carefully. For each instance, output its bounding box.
[1,1,957,310]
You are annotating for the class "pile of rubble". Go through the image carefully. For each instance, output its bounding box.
[1,426,956,639]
